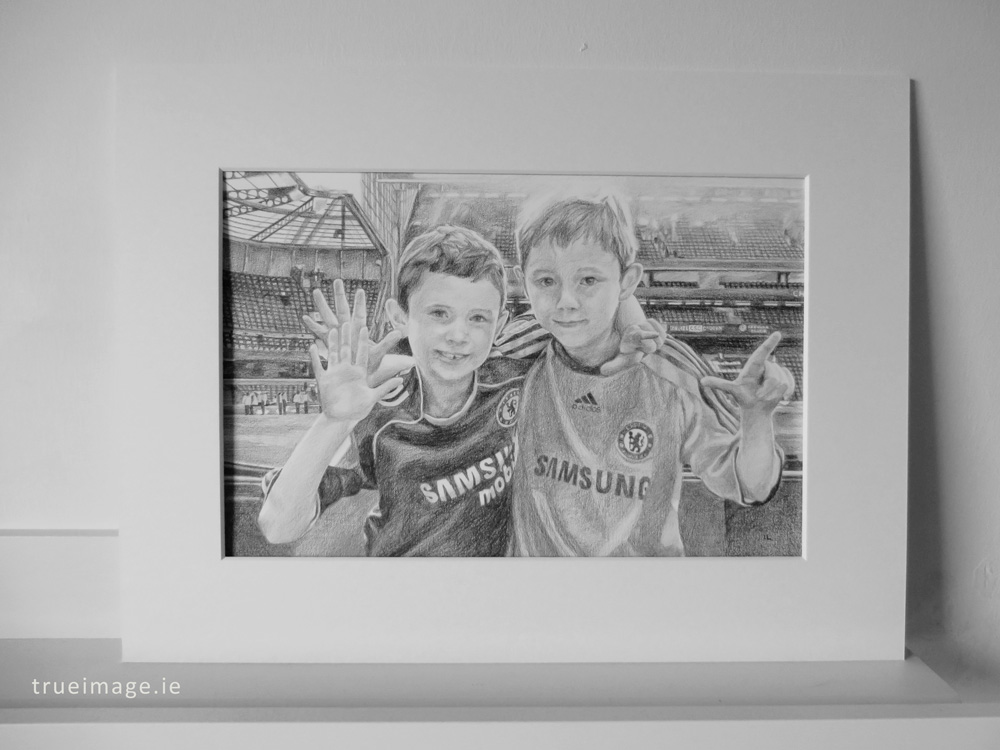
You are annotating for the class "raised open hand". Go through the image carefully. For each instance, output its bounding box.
[699,331,796,414]
[303,280,412,387]
[309,324,405,422]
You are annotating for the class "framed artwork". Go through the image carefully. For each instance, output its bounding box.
[116,65,908,662]
[221,171,804,560]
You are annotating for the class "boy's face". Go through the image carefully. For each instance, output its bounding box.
[389,272,505,388]
[524,238,642,358]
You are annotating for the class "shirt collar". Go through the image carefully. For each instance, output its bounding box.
[396,365,481,425]
[549,339,606,376]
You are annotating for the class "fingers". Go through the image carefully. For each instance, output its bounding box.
[757,359,796,400]
[371,329,403,357]
[313,287,338,330]
[371,376,405,402]
[369,329,404,374]
[371,354,416,387]
[339,326,352,365]
[645,318,667,349]
[333,278,351,327]
[355,326,371,372]
[352,287,367,330]
[308,344,323,378]
[745,331,783,369]
[633,328,661,355]
[302,315,327,340]
[325,326,341,365]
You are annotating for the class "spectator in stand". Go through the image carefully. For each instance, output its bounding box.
[277,390,288,415]
[259,392,269,415]
[308,267,326,291]
[242,391,253,415]
[249,391,259,415]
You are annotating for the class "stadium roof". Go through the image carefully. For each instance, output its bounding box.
[223,171,383,251]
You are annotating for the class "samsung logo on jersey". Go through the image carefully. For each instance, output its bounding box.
[533,454,651,499]
[419,438,518,507]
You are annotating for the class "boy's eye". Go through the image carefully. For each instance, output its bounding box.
[429,309,448,319]
[535,277,555,288]
[580,276,599,286]
[470,314,489,324]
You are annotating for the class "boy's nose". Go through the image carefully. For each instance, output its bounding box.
[556,286,579,310]
[446,319,471,343]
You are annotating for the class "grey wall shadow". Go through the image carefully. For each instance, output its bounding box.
[906,80,945,645]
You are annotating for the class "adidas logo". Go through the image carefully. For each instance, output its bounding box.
[572,392,601,413]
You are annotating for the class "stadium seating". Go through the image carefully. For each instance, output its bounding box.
[652,215,802,262]
[735,306,804,330]
[637,237,665,264]
[723,281,803,290]
[224,272,380,334]
[648,279,699,288]
[224,331,313,354]
[651,307,733,327]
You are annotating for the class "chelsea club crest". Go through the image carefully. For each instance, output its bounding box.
[495,387,520,428]
[617,422,654,462]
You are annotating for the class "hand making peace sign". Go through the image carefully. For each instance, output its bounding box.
[700,331,796,414]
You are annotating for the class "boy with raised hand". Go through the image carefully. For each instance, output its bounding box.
[258,226,530,556]
[510,194,795,557]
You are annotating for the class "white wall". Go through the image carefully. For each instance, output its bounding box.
[2,0,998,690]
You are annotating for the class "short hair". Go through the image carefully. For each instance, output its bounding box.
[396,225,507,311]
[516,192,639,272]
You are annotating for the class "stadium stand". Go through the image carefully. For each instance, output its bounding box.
[648,279,699,288]
[224,272,380,333]
[651,307,733,327]
[735,306,804,330]
[722,281,804,290]
[659,219,801,261]
[224,330,313,354]
[637,236,665,264]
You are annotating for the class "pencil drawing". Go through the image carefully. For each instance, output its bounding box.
[222,172,803,557]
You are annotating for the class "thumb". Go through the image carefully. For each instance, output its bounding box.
[372,377,405,402]
[600,351,644,376]
[371,329,404,360]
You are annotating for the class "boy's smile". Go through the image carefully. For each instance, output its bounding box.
[390,272,505,414]
[524,238,642,368]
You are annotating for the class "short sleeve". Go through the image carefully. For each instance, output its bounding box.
[348,416,380,492]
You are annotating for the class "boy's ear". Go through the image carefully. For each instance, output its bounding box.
[618,262,644,300]
[385,298,408,335]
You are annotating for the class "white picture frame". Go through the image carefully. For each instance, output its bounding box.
[116,65,909,663]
